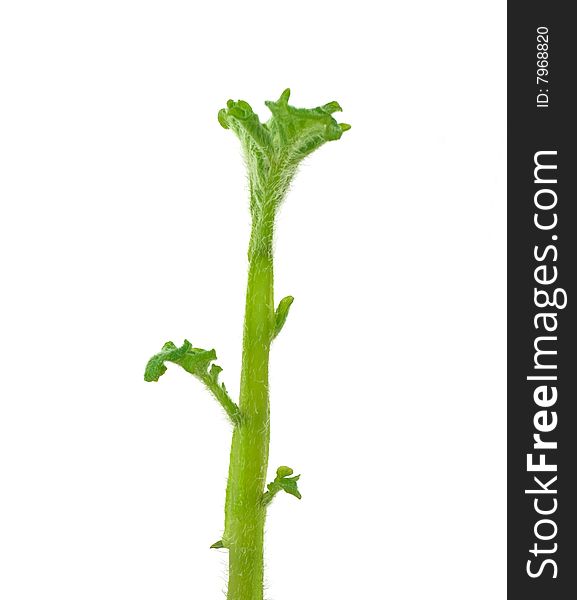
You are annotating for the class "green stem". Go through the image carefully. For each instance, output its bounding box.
[225,215,275,600]
[199,371,241,425]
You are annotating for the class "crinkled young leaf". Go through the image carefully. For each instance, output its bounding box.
[264,89,349,162]
[218,99,272,158]
[262,465,302,506]
[144,340,240,424]
[144,340,216,382]
[218,88,349,213]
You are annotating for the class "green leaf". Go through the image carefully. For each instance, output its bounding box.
[144,340,216,382]
[277,475,302,500]
[210,540,225,549]
[273,296,294,339]
[264,88,348,159]
[262,465,302,506]
[218,99,272,158]
[218,89,350,213]
[144,340,240,424]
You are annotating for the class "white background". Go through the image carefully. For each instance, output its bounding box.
[0,1,506,599]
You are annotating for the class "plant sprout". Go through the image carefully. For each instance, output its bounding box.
[144,89,349,600]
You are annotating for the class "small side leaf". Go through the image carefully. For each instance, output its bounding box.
[262,465,302,507]
[144,340,216,382]
[277,475,302,500]
[144,340,240,424]
[273,296,294,340]
[210,540,225,549]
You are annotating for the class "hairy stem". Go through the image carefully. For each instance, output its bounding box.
[145,90,348,600]
[213,89,349,600]
[225,215,274,600]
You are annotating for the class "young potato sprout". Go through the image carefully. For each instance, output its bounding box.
[145,89,349,600]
